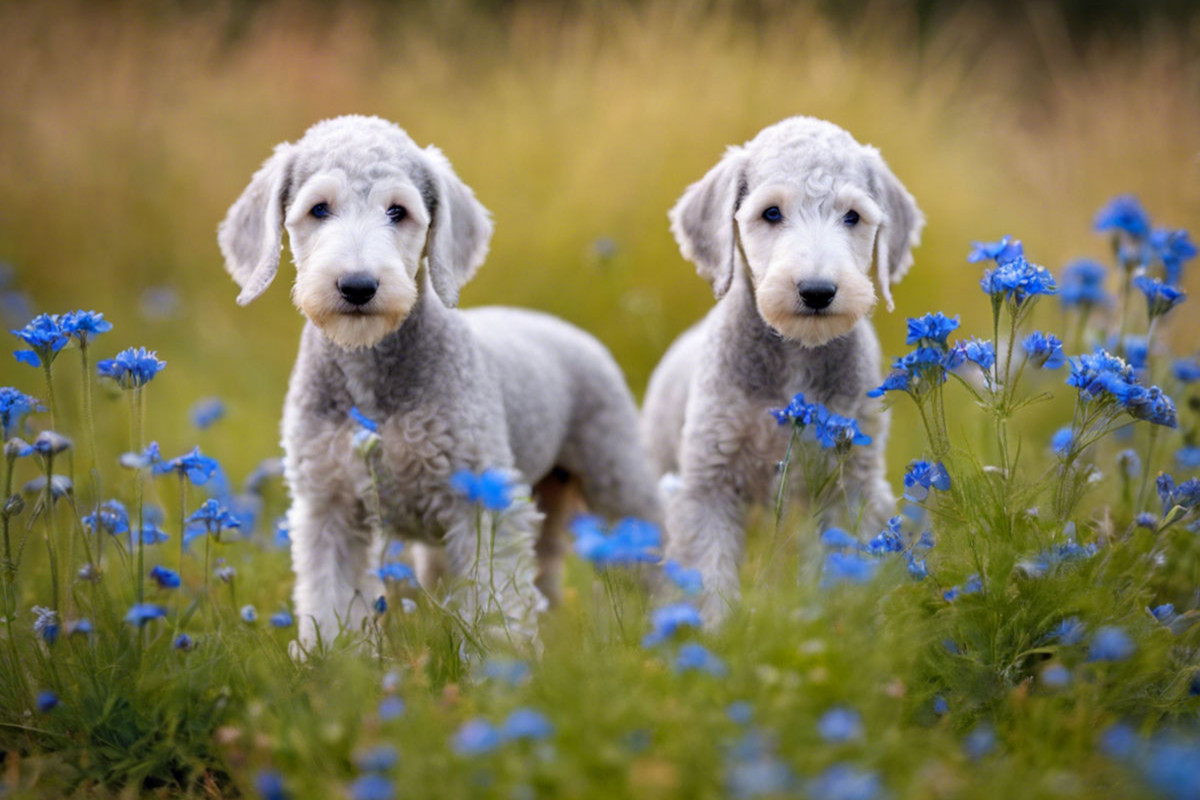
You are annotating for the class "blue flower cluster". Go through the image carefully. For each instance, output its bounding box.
[820,517,933,585]
[770,393,871,450]
[449,468,514,511]
[451,708,554,756]
[980,256,1058,307]
[905,312,959,347]
[0,386,40,439]
[1021,332,1065,369]
[943,574,983,602]
[1067,349,1177,428]
[1058,259,1111,310]
[571,515,661,567]
[96,346,166,389]
[870,312,996,399]
[11,314,70,368]
[1133,275,1186,319]
[902,460,951,501]
[1157,473,1200,518]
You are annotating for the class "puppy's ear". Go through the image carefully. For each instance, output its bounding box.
[669,146,749,299]
[218,143,295,306]
[866,149,924,312]
[421,146,494,309]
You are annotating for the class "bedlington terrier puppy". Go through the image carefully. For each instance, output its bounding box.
[218,115,660,650]
[641,116,923,622]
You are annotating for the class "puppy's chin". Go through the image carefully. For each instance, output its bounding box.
[755,270,876,348]
[293,278,418,350]
[314,312,409,350]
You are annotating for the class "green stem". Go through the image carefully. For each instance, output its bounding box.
[42,455,59,613]
[1136,426,1161,513]
[41,362,58,432]
[773,427,799,530]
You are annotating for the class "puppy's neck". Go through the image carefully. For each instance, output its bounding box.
[721,278,858,399]
[318,285,457,417]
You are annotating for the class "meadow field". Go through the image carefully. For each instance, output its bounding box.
[1,2,1199,797]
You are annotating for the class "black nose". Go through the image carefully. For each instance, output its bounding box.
[797,280,837,311]
[337,273,378,306]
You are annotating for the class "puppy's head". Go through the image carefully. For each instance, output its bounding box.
[670,116,924,347]
[218,115,492,350]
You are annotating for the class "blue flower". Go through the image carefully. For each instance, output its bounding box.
[349,406,379,433]
[1149,226,1197,284]
[1157,474,1200,516]
[379,696,405,720]
[1121,335,1148,371]
[932,696,949,715]
[905,312,960,346]
[500,709,554,741]
[11,314,69,368]
[770,392,819,426]
[944,337,996,372]
[174,633,195,651]
[812,406,871,450]
[349,775,394,800]
[866,370,911,398]
[1051,427,1074,459]
[1059,259,1111,309]
[270,610,294,628]
[964,722,997,760]
[60,310,112,346]
[674,643,727,676]
[820,551,879,587]
[66,618,93,637]
[1126,385,1177,428]
[1142,734,1200,800]
[1173,358,1200,383]
[642,602,702,647]
[453,718,502,755]
[124,603,167,626]
[449,468,514,511]
[36,690,59,713]
[254,770,289,800]
[807,764,884,800]
[1050,616,1087,646]
[372,595,387,615]
[240,605,258,624]
[1022,332,1066,369]
[944,574,982,602]
[190,397,226,430]
[355,744,399,772]
[149,565,180,589]
[32,430,71,457]
[1176,447,1200,470]
[82,499,130,536]
[155,446,220,485]
[820,527,859,549]
[377,562,416,585]
[22,474,73,501]
[817,707,863,742]
[1135,512,1158,530]
[97,347,166,389]
[1088,626,1135,661]
[571,515,661,566]
[864,519,905,556]
[32,605,59,644]
[968,235,1024,265]
[1094,195,1151,239]
[1150,603,1176,625]
[727,702,754,725]
[186,499,241,540]
[0,387,40,439]
[481,657,531,685]
[1099,723,1139,759]
[1133,275,1186,319]
[726,733,793,798]
[902,460,951,501]
[1041,663,1071,688]
[120,441,163,470]
[663,559,703,595]
[980,256,1058,305]
[1025,537,1099,577]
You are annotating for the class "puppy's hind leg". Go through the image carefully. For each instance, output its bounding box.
[531,469,586,607]
[559,383,663,526]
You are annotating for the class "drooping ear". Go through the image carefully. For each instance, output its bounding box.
[669,146,749,299]
[217,143,296,306]
[421,146,494,308]
[866,149,925,312]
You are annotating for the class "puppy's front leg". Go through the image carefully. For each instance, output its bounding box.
[441,497,547,648]
[289,494,382,651]
[664,478,748,626]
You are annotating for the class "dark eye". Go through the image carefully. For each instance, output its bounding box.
[387,205,407,223]
[762,206,783,223]
[310,202,330,220]
[842,210,860,227]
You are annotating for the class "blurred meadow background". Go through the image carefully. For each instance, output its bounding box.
[2,1,1200,798]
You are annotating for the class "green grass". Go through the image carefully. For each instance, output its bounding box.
[1,3,1199,798]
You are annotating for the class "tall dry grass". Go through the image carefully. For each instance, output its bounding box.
[1,1,1197,476]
